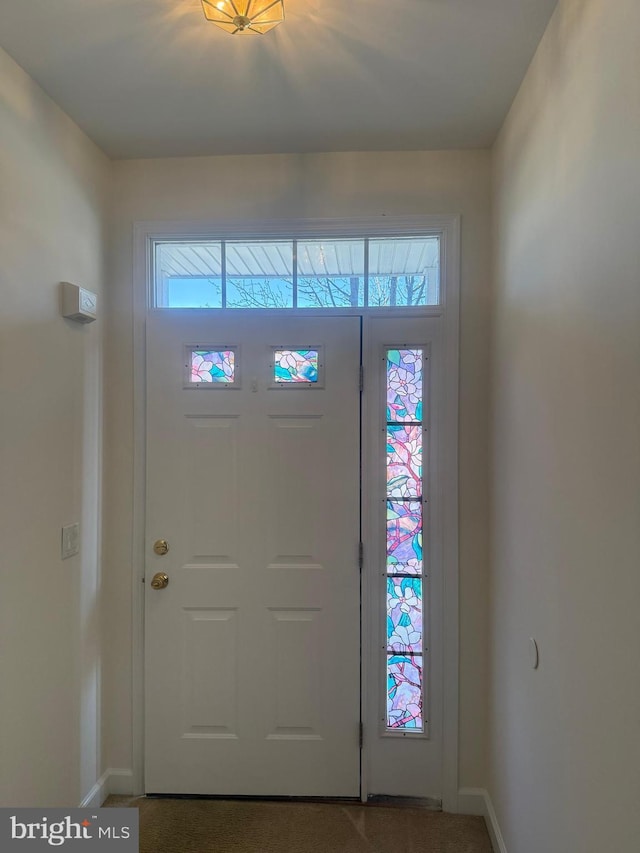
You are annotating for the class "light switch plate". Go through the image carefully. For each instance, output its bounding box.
[61,523,80,559]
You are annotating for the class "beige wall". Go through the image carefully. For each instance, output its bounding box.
[3,0,637,826]
[489,0,640,850]
[0,48,110,805]
[104,149,492,789]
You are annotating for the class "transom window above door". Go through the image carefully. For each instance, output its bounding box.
[153,236,440,309]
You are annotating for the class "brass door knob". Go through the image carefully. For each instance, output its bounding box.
[153,539,169,556]
[150,572,169,590]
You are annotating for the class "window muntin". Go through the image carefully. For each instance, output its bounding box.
[154,237,440,308]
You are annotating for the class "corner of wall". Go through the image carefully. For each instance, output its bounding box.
[458,788,507,853]
[79,769,135,808]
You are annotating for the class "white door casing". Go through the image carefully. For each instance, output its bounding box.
[144,315,361,795]
[133,216,460,808]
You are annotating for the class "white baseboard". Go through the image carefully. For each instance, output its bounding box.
[483,789,508,853]
[107,768,135,796]
[457,787,486,816]
[457,788,507,853]
[81,775,506,848]
[79,770,111,808]
[79,768,135,807]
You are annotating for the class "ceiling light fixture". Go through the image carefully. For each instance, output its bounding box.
[201,0,285,35]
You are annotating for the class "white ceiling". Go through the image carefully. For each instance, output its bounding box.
[0,0,558,159]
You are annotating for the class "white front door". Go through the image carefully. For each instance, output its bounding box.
[144,314,361,796]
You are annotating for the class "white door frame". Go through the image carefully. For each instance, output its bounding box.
[130,215,460,809]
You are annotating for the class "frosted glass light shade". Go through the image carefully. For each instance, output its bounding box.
[201,0,285,35]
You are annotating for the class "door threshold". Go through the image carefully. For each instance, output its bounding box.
[367,795,442,811]
[145,793,361,803]
[145,793,441,810]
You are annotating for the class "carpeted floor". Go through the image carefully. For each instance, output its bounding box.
[105,796,492,852]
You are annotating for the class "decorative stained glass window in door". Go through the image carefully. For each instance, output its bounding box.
[271,348,324,387]
[384,348,425,731]
[185,346,240,388]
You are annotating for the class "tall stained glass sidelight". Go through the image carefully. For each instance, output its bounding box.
[385,348,425,731]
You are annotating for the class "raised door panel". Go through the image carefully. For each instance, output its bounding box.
[181,608,238,737]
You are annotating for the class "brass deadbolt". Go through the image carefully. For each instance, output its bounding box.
[153,539,169,556]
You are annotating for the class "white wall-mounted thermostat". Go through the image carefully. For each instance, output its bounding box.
[61,282,97,323]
